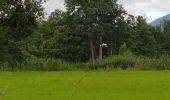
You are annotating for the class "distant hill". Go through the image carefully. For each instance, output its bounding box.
[150,14,170,26]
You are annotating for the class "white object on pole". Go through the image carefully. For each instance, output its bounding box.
[100,43,108,47]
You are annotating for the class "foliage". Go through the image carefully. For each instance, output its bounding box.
[124,16,162,57]
[1,0,170,71]
[0,0,45,69]
[42,0,127,61]
[162,20,170,55]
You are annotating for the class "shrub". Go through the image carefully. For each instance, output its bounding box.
[93,52,136,70]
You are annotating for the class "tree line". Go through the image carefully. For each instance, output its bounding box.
[0,0,170,70]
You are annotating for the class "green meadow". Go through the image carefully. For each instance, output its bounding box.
[0,71,170,100]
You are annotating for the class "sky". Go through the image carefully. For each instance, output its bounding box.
[43,0,170,22]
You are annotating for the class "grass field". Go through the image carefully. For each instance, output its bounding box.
[1,71,170,100]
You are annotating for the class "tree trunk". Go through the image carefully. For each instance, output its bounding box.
[99,36,103,59]
[110,41,113,55]
[90,39,95,70]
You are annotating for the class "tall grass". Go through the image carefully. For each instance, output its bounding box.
[18,57,89,71]
[1,54,170,71]
[139,55,170,70]
[93,52,136,70]
[93,54,170,70]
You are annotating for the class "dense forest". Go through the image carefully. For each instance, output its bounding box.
[1,0,170,71]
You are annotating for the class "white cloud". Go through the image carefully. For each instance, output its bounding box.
[43,0,65,16]
[118,0,170,12]
[44,0,170,22]
[118,0,170,22]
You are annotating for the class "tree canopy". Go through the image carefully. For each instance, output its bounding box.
[0,0,169,70]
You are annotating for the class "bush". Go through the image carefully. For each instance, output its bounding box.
[93,52,136,70]
[113,56,135,69]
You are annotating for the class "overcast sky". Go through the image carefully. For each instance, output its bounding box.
[43,0,170,22]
